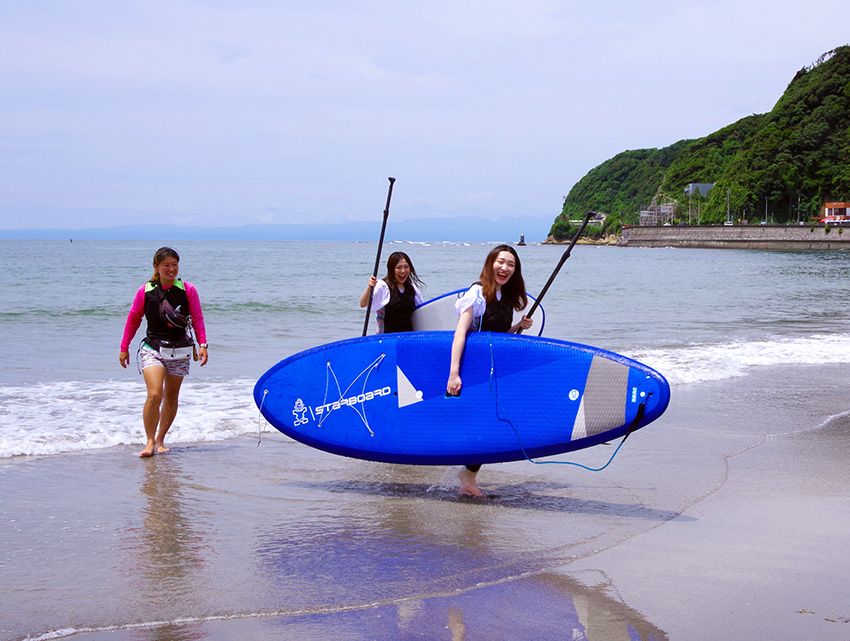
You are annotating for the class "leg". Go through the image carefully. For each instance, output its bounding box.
[155,373,184,453]
[140,365,167,457]
[458,464,484,497]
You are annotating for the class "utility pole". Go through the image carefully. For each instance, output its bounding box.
[797,190,801,223]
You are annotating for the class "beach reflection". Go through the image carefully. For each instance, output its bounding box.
[123,457,208,641]
[139,458,206,584]
[254,466,669,640]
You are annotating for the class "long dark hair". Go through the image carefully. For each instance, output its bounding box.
[150,246,180,282]
[383,251,424,291]
[479,244,527,311]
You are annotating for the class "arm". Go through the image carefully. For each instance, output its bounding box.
[446,306,474,395]
[360,278,390,310]
[185,282,208,366]
[119,287,145,368]
[359,276,378,308]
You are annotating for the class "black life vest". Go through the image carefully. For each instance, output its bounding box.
[143,279,193,349]
[471,283,514,333]
[382,283,416,333]
[481,295,513,333]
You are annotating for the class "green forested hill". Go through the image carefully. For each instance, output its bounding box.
[551,45,850,239]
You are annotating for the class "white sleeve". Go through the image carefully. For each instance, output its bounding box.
[372,279,391,310]
[455,284,486,320]
[413,284,424,307]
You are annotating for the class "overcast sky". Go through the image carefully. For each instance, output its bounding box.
[1,1,848,230]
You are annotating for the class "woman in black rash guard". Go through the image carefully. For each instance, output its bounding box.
[446,244,532,497]
[359,251,425,333]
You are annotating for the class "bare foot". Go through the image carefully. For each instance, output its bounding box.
[458,467,485,498]
[138,443,155,458]
[155,443,170,454]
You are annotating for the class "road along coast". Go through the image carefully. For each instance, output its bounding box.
[618,224,850,250]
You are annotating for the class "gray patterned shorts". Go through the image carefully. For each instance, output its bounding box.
[139,343,191,377]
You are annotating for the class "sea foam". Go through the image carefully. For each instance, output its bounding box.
[0,378,258,459]
[629,333,850,385]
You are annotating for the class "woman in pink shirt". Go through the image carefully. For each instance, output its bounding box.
[119,247,208,457]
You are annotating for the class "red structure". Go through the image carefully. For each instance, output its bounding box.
[819,201,850,224]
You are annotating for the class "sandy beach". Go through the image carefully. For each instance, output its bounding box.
[3,362,849,641]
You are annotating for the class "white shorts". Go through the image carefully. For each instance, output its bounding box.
[139,343,191,377]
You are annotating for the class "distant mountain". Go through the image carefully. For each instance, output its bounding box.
[551,44,850,239]
[0,215,554,243]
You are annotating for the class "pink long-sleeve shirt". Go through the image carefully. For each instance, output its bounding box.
[120,280,207,352]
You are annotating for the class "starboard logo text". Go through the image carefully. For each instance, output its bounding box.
[293,385,394,427]
[313,386,393,416]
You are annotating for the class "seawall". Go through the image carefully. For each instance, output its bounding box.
[619,224,850,250]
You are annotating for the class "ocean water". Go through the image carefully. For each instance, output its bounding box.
[3,238,850,458]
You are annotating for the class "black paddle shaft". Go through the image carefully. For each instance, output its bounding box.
[516,210,596,335]
[362,177,396,336]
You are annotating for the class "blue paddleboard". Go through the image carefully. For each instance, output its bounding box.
[412,289,545,335]
[255,332,670,465]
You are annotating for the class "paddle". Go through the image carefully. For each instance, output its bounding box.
[362,177,397,336]
[516,210,595,334]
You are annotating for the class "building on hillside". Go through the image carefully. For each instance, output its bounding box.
[639,203,675,226]
[820,201,850,223]
[683,183,715,224]
[569,211,608,226]
[684,183,715,197]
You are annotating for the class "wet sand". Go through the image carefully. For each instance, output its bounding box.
[3,364,850,641]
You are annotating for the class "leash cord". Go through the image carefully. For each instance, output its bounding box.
[507,403,645,471]
[491,338,647,472]
[257,389,268,446]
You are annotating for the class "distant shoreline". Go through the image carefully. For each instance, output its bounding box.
[0,215,555,243]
